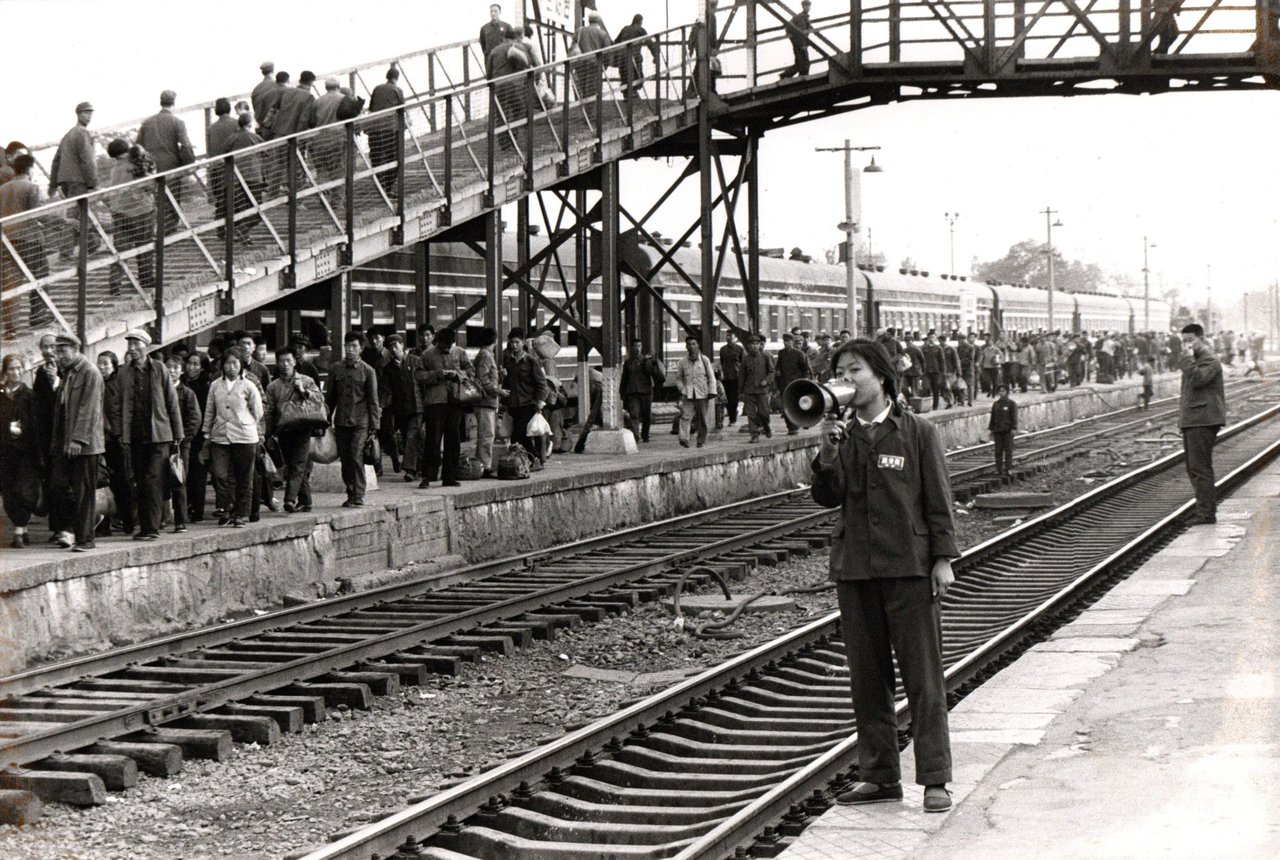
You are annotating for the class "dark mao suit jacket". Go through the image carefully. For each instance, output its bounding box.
[1178,342,1225,430]
[812,407,959,580]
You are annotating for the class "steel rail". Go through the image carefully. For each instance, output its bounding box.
[304,403,1280,860]
[0,493,830,767]
[678,400,1280,860]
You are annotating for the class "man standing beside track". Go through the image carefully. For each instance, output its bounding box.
[1178,323,1225,525]
[811,337,959,814]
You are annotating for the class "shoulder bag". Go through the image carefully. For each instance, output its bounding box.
[276,385,330,435]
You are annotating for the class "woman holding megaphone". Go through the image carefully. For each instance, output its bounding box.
[811,338,961,815]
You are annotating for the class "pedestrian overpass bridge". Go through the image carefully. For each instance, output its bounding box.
[2,1,1276,371]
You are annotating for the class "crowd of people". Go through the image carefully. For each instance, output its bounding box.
[0,316,1266,553]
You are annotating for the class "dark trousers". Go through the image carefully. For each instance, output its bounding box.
[836,577,951,787]
[508,404,539,460]
[104,436,135,532]
[743,391,772,439]
[422,403,462,482]
[277,431,313,507]
[624,393,653,443]
[574,392,603,453]
[335,426,370,502]
[927,371,951,409]
[0,448,39,528]
[1183,426,1219,518]
[368,129,399,195]
[211,442,255,520]
[377,416,404,473]
[992,431,1014,474]
[187,433,208,519]
[51,452,99,545]
[168,442,190,527]
[128,441,168,536]
[722,379,740,422]
[781,39,810,78]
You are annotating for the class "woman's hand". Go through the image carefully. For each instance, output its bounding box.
[817,417,844,463]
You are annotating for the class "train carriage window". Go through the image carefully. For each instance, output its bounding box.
[432,296,457,330]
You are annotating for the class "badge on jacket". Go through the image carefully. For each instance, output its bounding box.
[877,454,905,470]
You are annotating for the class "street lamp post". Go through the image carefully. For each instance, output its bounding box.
[1206,264,1213,331]
[1142,236,1157,331]
[1042,207,1062,331]
[816,141,882,337]
[945,212,960,276]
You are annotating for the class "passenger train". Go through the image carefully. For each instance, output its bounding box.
[247,232,1173,358]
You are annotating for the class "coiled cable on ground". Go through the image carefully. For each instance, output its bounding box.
[669,564,834,639]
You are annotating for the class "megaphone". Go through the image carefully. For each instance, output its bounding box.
[782,379,859,430]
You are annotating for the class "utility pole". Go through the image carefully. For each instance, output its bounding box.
[1206,264,1213,331]
[1042,207,1061,331]
[1142,236,1156,331]
[816,141,882,336]
[945,212,960,276]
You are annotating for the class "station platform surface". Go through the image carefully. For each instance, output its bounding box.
[777,455,1280,859]
[0,371,1182,671]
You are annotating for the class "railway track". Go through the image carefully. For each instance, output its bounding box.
[0,381,1268,815]
[946,378,1260,497]
[300,403,1280,860]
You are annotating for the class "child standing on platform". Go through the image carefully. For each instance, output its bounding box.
[1138,357,1154,410]
[989,385,1017,475]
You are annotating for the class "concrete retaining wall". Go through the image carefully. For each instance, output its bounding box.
[0,374,1177,671]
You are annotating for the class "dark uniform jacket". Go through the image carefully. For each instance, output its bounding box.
[326,359,381,430]
[905,344,925,380]
[501,351,549,409]
[776,346,811,388]
[811,405,959,580]
[138,109,195,173]
[719,342,745,381]
[989,397,1017,433]
[922,342,944,374]
[51,125,97,190]
[54,355,105,455]
[1178,341,1226,429]
[121,357,184,444]
[380,354,422,417]
[176,383,202,443]
[740,351,775,395]
[620,354,665,396]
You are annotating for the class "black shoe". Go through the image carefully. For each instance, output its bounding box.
[218,515,231,526]
[923,785,952,813]
[835,782,904,806]
[403,471,417,482]
[481,470,497,479]
[1187,515,1217,526]
[249,514,260,523]
[283,501,296,513]
[230,518,245,528]
[297,504,312,513]
[418,479,432,489]
[72,541,96,552]
[342,499,357,507]
[679,439,690,448]
[787,429,799,436]
[133,532,159,542]
[173,524,187,534]
[442,480,461,487]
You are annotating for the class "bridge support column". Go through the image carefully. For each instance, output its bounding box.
[326,273,352,344]
[413,242,431,347]
[746,132,761,336]
[516,198,532,331]
[482,210,503,336]
[584,162,635,454]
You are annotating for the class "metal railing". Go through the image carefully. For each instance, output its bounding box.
[710,1,1273,91]
[0,24,700,353]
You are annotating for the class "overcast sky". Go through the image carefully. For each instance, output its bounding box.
[7,0,1278,324]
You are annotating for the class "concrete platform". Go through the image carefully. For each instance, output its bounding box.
[778,454,1280,860]
[0,372,1187,673]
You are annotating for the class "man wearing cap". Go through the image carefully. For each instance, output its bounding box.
[1178,323,1225,525]
[50,102,98,199]
[139,90,196,234]
[776,333,811,435]
[251,62,278,131]
[326,331,381,506]
[779,0,813,79]
[50,334,104,551]
[740,334,775,443]
[273,71,319,140]
[121,329,184,541]
[310,78,346,180]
